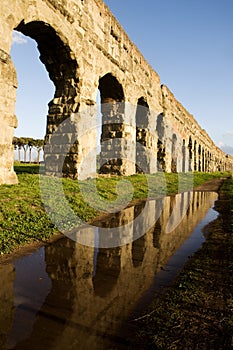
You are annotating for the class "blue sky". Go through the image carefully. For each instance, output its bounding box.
[10,0,233,151]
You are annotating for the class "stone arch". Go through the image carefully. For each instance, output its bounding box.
[194,140,197,171]
[136,97,149,130]
[135,96,150,173]
[98,73,124,175]
[182,139,186,172]
[99,73,124,104]
[15,21,79,105]
[98,73,134,175]
[205,150,208,171]
[156,114,166,171]
[13,20,80,178]
[188,136,193,171]
[198,144,202,171]
[206,150,209,172]
[202,148,205,172]
[171,133,178,173]
[210,152,213,171]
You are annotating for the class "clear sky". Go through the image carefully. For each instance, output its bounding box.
[10,0,233,153]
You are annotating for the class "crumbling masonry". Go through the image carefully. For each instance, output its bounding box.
[0,0,232,184]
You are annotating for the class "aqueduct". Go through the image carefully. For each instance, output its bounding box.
[0,0,232,184]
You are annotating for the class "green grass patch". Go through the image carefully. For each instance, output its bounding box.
[0,164,230,255]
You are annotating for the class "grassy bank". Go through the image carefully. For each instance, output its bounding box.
[129,175,233,349]
[0,164,230,255]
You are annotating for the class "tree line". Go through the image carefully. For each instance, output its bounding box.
[13,137,44,163]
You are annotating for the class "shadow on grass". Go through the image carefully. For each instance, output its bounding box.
[14,163,42,174]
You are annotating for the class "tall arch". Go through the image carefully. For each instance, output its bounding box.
[14,20,80,178]
[182,139,186,172]
[98,73,134,175]
[205,150,209,171]
[188,136,193,171]
[202,148,205,172]
[156,114,166,171]
[198,144,202,171]
[135,97,150,173]
[171,133,178,173]
[194,141,197,171]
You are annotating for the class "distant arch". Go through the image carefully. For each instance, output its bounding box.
[188,136,193,171]
[182,139,186,172]
[198,144,202,171]
[156,114,166,171]
[171,133,177,173]
[194,140,197,171]
[99,73,124,104]
[98,73,125,174]
[135,97,150,173]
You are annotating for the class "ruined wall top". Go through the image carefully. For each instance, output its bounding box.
[161,84,227,158]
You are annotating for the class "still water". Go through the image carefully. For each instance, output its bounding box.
[0,191,218,350]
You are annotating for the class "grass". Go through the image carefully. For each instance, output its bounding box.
[0,164,230,255]
[129,175,233,349]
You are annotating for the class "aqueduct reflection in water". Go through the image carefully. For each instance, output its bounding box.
[0,191,218,350]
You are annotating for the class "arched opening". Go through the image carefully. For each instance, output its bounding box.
[135,97,150,173]
[202,148,205,172]
[207,151,210,172]
[171,133,177,173]
[11,31,55,164]
[205,151,208,172]
[182,139,186,172]
[13,20,80,178]
[156,114,166,171]
[194,141,197,171]
[198,144,202,171]
[98,73,126,175]
[209,152,212,171]
[99,73,124,105]
[188,136,193,171]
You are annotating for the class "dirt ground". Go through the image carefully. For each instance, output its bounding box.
[193,177,228,192]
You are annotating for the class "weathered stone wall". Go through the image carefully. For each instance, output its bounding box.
[161,85,232,173]
[0,0,232,184]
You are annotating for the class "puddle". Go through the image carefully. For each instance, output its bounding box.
[127,206,219,322]
[0,191,218,350]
